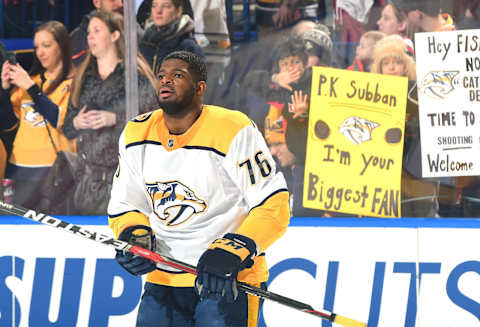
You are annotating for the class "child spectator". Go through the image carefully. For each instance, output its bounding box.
[0,21,75,209]
[62,11,158,215]
[299,24,333,67]
[371,35,416,79]
[266,38,323,216]
[371,35,439,217]
[347,30,385,72]
[139,0,204,76]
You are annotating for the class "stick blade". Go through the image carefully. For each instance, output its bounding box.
[333,314,367,327]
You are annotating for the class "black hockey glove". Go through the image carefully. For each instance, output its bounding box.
[195,233,256,303]
[115,225,157,276]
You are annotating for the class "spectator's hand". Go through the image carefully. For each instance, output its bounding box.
[291,90,309,119]
[87,110,116,130]
[7,63,35,90]
[73,105,91,130]
[1,61,11,90]
[273,69,303,91]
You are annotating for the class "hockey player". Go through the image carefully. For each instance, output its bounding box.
[108,50,290,327]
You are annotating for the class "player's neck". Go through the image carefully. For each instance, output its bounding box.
[164,105,203,134]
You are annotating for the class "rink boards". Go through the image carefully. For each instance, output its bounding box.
[1,216,480,327]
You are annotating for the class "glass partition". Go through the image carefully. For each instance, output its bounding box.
[0,0,478,218]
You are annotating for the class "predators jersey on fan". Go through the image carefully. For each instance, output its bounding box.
[108,105,290,287]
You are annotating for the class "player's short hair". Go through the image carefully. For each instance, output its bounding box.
[163,51,208,83]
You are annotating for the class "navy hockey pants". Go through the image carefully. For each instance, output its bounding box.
[136,282,264,327]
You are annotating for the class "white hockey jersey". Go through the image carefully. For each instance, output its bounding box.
[108,105,290,287]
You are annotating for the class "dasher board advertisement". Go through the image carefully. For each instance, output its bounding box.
[415,29,480,177]
[4,217,480,327]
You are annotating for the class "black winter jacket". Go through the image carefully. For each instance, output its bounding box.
[63,60,158,169]
[139,15,204,76]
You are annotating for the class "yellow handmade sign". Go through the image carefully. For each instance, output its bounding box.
[303,67,407,217]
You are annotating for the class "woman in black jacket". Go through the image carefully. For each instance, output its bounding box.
[139,0,204,76]
[62,11,158,215]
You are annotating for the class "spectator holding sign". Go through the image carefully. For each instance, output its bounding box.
[370,35,437,217]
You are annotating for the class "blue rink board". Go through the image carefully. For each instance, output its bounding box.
[1,215,480,228]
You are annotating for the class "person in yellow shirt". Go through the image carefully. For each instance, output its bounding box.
[0,21,74,208]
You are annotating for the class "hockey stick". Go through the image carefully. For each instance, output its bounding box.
[0,200,366,327]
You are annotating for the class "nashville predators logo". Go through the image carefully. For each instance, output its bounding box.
[146,181,206,226]
[339,116,379,145]
[132,112,152,122]
[22,101,46,127]
[419,71,459,99]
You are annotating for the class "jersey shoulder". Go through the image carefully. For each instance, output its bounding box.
[195,105,257,153]
[204,105,254,130]
[123,109,162,147]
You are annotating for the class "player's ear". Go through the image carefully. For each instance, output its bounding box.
[195,81,206,95]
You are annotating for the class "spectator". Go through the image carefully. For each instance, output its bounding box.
[191,0,231,50]
[62,11,158,215]
[71,0,145,67]
[0,42,15,181]
[300,24,333,67]
[371,35,439,217]
[377,2,414,55]
[264,102,294,190]
[0,96,16,181]
[137,0,194,28]
[334,0,375,43]
[0,21,75,209]
[370,35,416,79]
[347,30,385,72]
[241,23,332,136]
[454,0,480,29]
[264,38,319,216]
[139,0,204,76]
[291,19,321,36]
[397,0,456,32]
[256,0,318,30]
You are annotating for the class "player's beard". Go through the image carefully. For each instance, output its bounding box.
[159,87,196,117]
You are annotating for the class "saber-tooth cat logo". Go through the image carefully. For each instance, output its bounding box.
[146,181,206,226]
